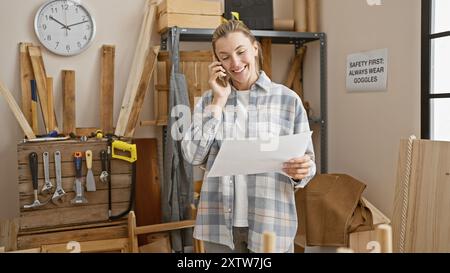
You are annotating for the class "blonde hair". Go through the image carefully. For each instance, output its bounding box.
[212,20,263,72]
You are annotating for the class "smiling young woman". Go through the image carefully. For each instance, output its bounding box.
[181,20,316,253]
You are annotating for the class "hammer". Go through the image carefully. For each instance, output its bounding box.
[24,152,48,209]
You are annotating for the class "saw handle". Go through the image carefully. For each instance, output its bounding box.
[74,152,83,178]
[29,152,38,191]
[100,150,107,171]
[86,150,92,169]
[112,140,137,163]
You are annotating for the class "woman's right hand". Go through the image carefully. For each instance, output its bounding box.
[208,61,231,106]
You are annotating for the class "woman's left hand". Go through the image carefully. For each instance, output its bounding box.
[282,155,311,180]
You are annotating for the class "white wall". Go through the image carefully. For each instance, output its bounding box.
[320,0,421,217]
[0,0,421,220]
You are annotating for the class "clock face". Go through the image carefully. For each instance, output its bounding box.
[34,0,96,56]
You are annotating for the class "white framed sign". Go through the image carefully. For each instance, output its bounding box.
[346,48,388,92]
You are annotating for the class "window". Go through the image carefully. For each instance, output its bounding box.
[422,0,450,140]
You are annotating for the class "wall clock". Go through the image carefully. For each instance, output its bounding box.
[34,0,96,56]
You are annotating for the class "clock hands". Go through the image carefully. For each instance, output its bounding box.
[65,20,89,28]
[49,15,71,30]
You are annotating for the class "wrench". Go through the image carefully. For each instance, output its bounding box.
[41,152,54,194]
[52,151,66,205]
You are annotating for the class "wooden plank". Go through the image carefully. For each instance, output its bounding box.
[307,0,319,32]
[135,139,161,228]
[124,46,160,137]
[261,38,272,78]
[28,46,50,133]
[361,197,390,225]
[293,61,304,101]
[349,224,393,253]
[392,139,450,252]
[18,174,131,194]
[0,79,36,139]
[157,0,222,16]
[18,223,127,249]
[46,77,55,132]
[19,202,130,230]
[18,161,131,181]
[115,0,156,137]
[100,45,115,134]
[139,233,171,252]
[0,218,19,251]
[41,237,129,253]
[7,247,41,253]
[62,70,76,135]
[285,46,306,89]
[135,220,195,235]
[19,43,34,128]
[293,0,308,32]
[158,13,222,33]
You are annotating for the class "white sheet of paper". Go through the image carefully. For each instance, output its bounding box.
[207,131,313,178]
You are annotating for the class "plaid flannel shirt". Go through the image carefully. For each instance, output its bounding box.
[181,72,316,253]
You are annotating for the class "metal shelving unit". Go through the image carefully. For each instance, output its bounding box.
[161,27,327,173]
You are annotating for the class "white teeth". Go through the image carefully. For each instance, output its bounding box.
[233,66,245,73]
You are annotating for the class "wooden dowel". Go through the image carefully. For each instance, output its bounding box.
[262,231,276,253]
[293,0,308,32]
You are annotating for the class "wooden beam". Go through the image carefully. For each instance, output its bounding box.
[62,70,76,135]
[285,46,306,89]
[115,0,157,137]
[135,220,195,235]
[261,38,272,78]
[100,45,115,135]
[0,79,36,139]
[19,43,34,129]
[46,77,55,132]
[123,46,160,137]
[28,46,50,133]
[135,139,161,228]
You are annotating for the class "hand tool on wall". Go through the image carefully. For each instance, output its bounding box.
[24,152,48,209]
[41,152,54,194]
[99,150,109,183]
[112,140,137,163]
[71,152,88,204]
[108,137,137,221]
[52,151,66,204]
[30,80,38,134]
[85,150,96,192]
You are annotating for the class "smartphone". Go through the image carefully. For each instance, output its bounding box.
[213,55,230,87]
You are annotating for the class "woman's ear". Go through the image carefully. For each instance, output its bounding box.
[253,41,259,57]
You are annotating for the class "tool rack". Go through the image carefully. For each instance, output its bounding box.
[13,139,132,250]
